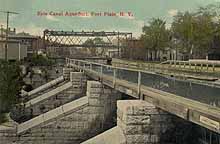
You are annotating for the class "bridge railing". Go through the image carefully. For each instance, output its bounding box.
[66,58,149,96]
[66,58,220,134]
[66,57,220,107]
[161,60,219,72]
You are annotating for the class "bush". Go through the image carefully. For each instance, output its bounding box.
[29,54,54,66]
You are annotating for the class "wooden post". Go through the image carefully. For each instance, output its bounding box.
[90,63,92,70]
[212,64,215,72]
[101,65,103,76]
[113,68,116,88]
[83,63,86,70]
[138,71,141,98]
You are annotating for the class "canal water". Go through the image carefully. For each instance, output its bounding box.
[92,64,220,108]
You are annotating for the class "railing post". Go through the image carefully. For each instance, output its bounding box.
[100,65,103,80]
[113,68,116,88]
[78,61,80,70]
[212,64,215,72]
[65,58,68,65]
[101,65,103,74]
[83,63,86,71]
[138,71,142,99]
[90,63,92,70]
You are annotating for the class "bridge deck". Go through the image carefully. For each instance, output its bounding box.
[66,58,220,134]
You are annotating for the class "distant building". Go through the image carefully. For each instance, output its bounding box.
[208,35,220,60]
[8,32,40,57]
[0,27,42,60]
[0,40,27,60]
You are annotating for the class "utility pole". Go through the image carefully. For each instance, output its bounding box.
[0,25,3,40]
[0,10,19,61]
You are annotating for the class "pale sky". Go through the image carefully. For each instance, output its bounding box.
[0,0,219,38]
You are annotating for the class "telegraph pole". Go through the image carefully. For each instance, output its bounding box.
[0,25,3,40]
[0,10,19,61]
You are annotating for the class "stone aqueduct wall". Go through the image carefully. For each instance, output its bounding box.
[26,71,87,118]
[0,79,121,144]
[17,81,121,144]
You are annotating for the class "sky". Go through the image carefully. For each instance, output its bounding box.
[0,0,219,38]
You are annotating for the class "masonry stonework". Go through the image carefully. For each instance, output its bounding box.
[117,100,174,144]
[63,67,74,80]
[0,80,121,144]
[29,71,87,116]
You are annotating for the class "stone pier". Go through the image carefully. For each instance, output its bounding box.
[83,100,175,144]
[63,67,74,80]
[117,100,174,144]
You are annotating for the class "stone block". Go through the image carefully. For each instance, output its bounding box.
[126,134,151,144]
[87,81,102,88]
[125,115,151,125]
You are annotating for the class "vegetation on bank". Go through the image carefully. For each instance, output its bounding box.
[0,60,24,123]
[126,3,220,61]
[28,54,55,66]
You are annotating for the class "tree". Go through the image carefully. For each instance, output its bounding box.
[141,18,170,61]
[30,54,54,66]
[171,12,195,59]
[0,60,23,114]
[83,37,106,56]
[171,5,220,59]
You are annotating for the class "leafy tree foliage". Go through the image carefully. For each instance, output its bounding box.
[0,60,23,114]
[83,37,106,56]
[171,10,216,59]
[30,54,54,66]
[141,18,170,61]
[137,2,220,61]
